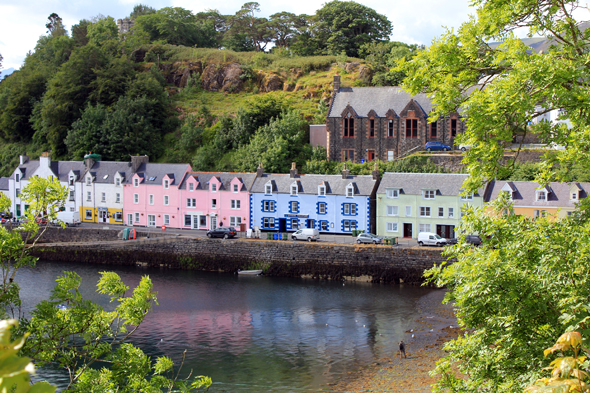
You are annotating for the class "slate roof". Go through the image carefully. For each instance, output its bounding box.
[178,172,257,191]
[251,173,378,196]
[328,87,434,118]
[377,173,484,197]
[10,161,39,180]
[484,180,590,207]
[83,161,130,183]
[0,177,8,191]
[56,161,86,182]
[131,163,191,186]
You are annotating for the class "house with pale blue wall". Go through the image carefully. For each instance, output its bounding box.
[250,163,380,234]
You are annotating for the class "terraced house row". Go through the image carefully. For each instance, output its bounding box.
[5,153,589,238]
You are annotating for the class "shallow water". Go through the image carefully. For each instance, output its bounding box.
[17,261,439,392]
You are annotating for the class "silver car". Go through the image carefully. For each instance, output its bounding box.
[356,233,382,244]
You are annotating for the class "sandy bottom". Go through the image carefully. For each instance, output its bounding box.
[324,289,459,393]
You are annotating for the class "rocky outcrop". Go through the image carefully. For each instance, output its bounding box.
[358,65,373,84]
[201,63,243,93]
[160,61,203,88]
[257,72,283,92]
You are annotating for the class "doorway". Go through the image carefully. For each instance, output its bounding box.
[210,216,217,230]
[436,225,455,239]
[306,219,315,229]
[403,223,413,238]
[99,209,108,223]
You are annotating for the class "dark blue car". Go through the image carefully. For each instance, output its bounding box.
[425,141,451,151]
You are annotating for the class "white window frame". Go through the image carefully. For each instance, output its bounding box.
[134,178,139,187]
[460,193,474,201]
[291,184,298,195]
[189,183,194,192]
[134,212,140,223]
[405,206,412,217]
[319,202,326,214]
[386,189,399,198]
[164,179,169,189]
[85,209,92,220]
[186,198,195,208]
[164,214,170,225]
[115,193,120,203]
[265,184,272,194]
[318,185,326,196]
[115,178,121,186]
[233,184,239,193]
[100,192,106,202]
[149,194,154,205]
[572,192,578,201]
[386,222,398,232]
[387,205,398,216]
[536,190,547,201]
[231,200,241,209]
[346,186,354,197]
[290,201,298,213]
[438,207,444,217]
[420,206,431,217]
[230,216,242,227]
[164,195,169,206]
[448,207,455,218]
[211,198,217,208]
[147,214,156,227]
[87,191,92,202]
[418,223,431,233]
[211,183,217,192]
[86,177,92,186]
[423,190,436,199]
[134,193,139,204]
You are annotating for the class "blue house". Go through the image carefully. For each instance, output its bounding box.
[250,163,380,234]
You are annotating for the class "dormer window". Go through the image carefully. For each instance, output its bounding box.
[318,185,326,196]
[291,184,298,195]
[15,173,20,183]
[460,193,473,201]
[233,184,239,193]
[386,189,399,198]
[115,178,121,186]
[134,178,139,187]
[265,183,272,195]
[69,176,75,186]
[86,177,92,186]
[346,185,354,197]
[211,184,217,192]
[164,179,169,189]
[189,183,194,192]
[536,190,547,201]
[572,192,578,200]
[423,190,435,199]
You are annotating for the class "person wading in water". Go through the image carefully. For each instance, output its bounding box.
[399,341,407,359]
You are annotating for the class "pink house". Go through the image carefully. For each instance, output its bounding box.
[123,156,192,228]
[178,172,256,230]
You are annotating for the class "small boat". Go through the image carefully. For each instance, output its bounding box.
[237,269,263,276]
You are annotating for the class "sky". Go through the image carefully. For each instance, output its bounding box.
[0,0,475,70]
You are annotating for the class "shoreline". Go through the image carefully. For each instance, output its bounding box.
[327,289,458,392]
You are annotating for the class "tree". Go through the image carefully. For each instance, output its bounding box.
[45,13,66,37]
[0,52,3,78]
[267,12,305,49]
[71,19,92,47]
[129,4,156,19]
[397,0,590,391]
[86,16,120,55]
[227,2,272,52]
[314,1,392,57]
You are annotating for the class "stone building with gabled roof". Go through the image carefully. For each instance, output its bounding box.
[326,75,465,163]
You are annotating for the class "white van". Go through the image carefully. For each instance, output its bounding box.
[291,228,320,242]
[417,232,447,247]
[53,211,81,227]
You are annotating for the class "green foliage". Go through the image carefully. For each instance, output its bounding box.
[0,319,56,393]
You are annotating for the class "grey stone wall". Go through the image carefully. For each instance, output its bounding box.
[20,226,172,244]
[30,236,448,284]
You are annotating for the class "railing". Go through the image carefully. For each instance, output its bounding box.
[396,145,423,160]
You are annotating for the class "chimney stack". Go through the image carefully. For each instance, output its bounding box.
[372,162,380,181]
[333,74,341,92]
[256,162,264,178]
[19,154,29,165]
[342,162,350,179]
[39,152,51,169]
[290,162,298,178]
[84,152,95,170]
[131,155,149,173]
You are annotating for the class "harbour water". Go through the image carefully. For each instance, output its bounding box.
[17,261,442,392]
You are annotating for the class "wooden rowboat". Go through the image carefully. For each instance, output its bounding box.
[237,269,263,275]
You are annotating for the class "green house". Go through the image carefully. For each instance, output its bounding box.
[375,173,484,239]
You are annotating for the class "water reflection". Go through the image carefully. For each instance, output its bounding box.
[17,262,437,392]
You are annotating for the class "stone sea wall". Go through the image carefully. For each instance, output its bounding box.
[28,227,449,284]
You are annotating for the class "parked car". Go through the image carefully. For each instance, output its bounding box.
[206,226,237,239]
[447,234,482,246]
[356,233,382,244]
[425,141,451,152]
[417,232,447,247]
[291,228,320,242]
[458,144,472,152]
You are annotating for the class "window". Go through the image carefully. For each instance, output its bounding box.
[420,206,431,217]
[134,194,139,204]
[534,210,547,218]
[164,215,170,225]
[263,200,275,212]
[115,178,121,186]
[423,190,436,199]
[85,209,92,220]
[134,213,140,223]
[419,223,431,233]
[134,178,139,187]
[318,202,326,214]
[15,174,19,182]
[164,179,169,189]
[386,189,399,198]
[343,115,354,137]
[451,119,457,136]
[567,211,573,217]
[87,191,92,202]
[406,119,418,138]
[405,206,412,216]
[430,121,437,138]
[290,201,299,213]
[233,184,239,192]
[114,211,122,222]
[343,220,357,231]
[342,149,354,162]
[149,194,154,205]
[537,190,547,201]
[69,176,75,186]
[211,184,217,192]
[387,222,398,232]
[186,198,196,208]
[290,184,298,195]
[291,218,298,228]
[148,215,156,227]
[211,199,217,208]
[448,207,454,218]
[369,119,375,137]
[321,221,328,231]
[572,192,578,200]
[461,193,474,201]
[230,216,242,227]
[115,193,120,203]
[189,183,194,192]
[346,186,354,197]
[101,192,106,202]
[69,190,75,201]
[86,177,92,186]
[164,195,169,205]
[388,119,394,137]
[265,184,272,194]
[231,200,241,209]
[343,203,356,215]
[387,150,394,161]
[438,207,444,217]
[318,185,326,196]
[263,217,275,228]
[185,215,191,226]
[16,189,20,197]
[199,216,207,227]
[387,205,398,216]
